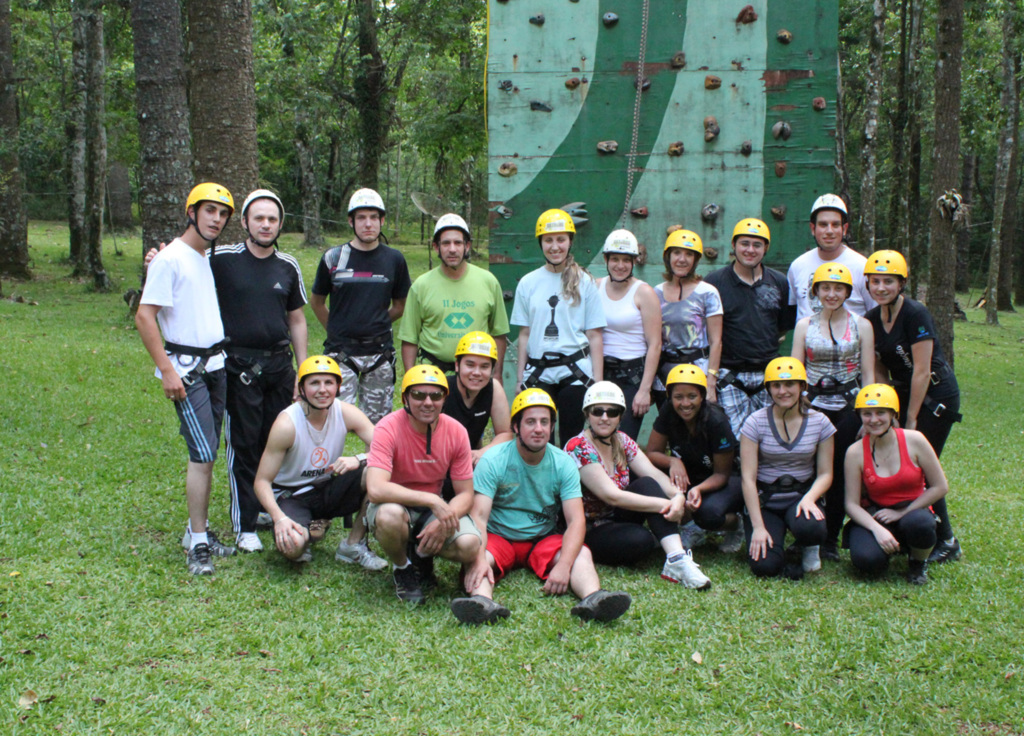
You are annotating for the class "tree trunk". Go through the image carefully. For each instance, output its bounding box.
[0,0,28,281]
[187,0,258,245]
[886,0,910,255]
[295,114,324,248]
[927,0,965,363]
[987,8,1019,325]
[68,5,87,276]
[353,0,385,190]
[906,0,925,296]
[858,0,887,253]
[955,152,975,292]
[107,160,134,230]
[82,0,109,291]
[131,0,193,260]
[998,51,1022,312]
[835,55,851,206]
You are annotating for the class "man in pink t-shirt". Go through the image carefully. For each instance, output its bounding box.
[366,365,482,604]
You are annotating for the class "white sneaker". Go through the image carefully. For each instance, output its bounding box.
[802,545,822,573]
[236,532,263,553]
[679,521,707,550]
[181,528,237,557]
[335,539,388,571]
[256,512,273,528]
[719,522,745,554]
[296,548,313,563]
[661,550,712,590]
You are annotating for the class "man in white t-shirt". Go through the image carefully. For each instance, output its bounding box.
[787,194,876,319]
[136,182,237,576]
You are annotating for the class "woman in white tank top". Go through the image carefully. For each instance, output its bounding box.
[597,230,662,440]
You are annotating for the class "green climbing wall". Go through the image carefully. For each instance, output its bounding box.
[487,0,839,289]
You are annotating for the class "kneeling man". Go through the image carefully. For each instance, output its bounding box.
[254,356,385,568]
[365,365,482,604]
[451,389,631,624]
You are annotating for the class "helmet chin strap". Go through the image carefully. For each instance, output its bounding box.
[588,425,614,445]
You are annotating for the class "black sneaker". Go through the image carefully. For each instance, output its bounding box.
[927,537,962,564]
[180,528,237,557]
[393,565,425,605]
[187,543,214,576]
[571,589,631,622]
[408,542,438,592]
[451,595,511,625]
[906,558,929,585]
[820,540,841,562]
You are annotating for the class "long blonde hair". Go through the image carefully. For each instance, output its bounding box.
[560,252,591,306]
[588,426,628,475]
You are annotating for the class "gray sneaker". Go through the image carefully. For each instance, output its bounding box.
[802,545,822,573]
[571,589,631,622]
[451,595,511,625]
[718,522,745,554]
[335,540,388,571]
[679,521,707,550]
[186,543,215,576]
[181,528,237,557]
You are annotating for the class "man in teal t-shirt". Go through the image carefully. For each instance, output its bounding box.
[399,214,509,376]
[449,389,631,625]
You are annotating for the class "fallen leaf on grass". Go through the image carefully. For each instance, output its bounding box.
[571,714,584,721]
[1005,672,1015,681]
[235,650,249,657]
[691,651,703,664]
[785,722,803,730]
[9,571,20,577]
[91,697,106,706]
[18,690,38,710]
[259,649,272,657]
[261,667,282,673]
[35,633,49,640]
[17,649,34,656]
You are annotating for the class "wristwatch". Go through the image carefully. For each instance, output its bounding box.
[355,453,367,467]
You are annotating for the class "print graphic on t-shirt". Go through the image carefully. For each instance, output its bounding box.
[331,270,390,286]
[802,273,823,315]
[755,283,782,312]
[528,503,559,525]
[444,312,474,329]
[544,295,560,340]
[310,447,329,468]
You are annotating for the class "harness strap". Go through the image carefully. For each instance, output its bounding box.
[417,348,456,375]
[164,340,226,386]
[717,370,765,397]
[523,346,592,389]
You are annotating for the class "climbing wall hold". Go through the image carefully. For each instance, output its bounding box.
[736,5,758,24]
[635,77,652,91]
[498,80,514,93]
[704,116,720,142]
[775,161,787,177]
[495,205,513,219]
[777,29,793,44]
[771,205,787,220]
[529,14,545,26]
[705,75,722,90]
[565,77,581,90]
[740,140,753,156]
[597,140,619,154]
[630,206,649,218]
[666,224,683,234]
[701,203,721,222]
[603,12,619,27]
[499,162,518,177]
[704,246,719,260]
[771,120,792,140]
[531,101,553,112]
[671,51,686,69]
[812,97,827,111]
[668,141,684,156]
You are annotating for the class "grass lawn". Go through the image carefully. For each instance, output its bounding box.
[1,223,1023,734]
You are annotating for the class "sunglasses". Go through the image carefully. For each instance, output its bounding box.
[409,389,445,402]
[588,407,623,418]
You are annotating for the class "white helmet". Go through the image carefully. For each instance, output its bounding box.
[810,193,848,222]
[433,213,471,242]
[602,229,639,257]
[241,189,285,222]
[583,381,627,411]
[348,188,386,215]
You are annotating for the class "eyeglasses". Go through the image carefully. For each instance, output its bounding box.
[409,389,445,402]
[588,407,623,418]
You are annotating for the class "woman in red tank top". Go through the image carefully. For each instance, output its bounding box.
[843,384,949,584]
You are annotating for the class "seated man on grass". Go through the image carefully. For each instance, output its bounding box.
[253,356,385,569]
[365,365,482,605]
[450,388,631,625]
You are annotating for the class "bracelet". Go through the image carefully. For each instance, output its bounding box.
[708,368,720,377]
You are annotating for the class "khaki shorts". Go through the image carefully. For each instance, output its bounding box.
[366,502,480,549]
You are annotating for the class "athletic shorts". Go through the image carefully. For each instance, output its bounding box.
[173,368,226,463]
[486,533,565,581]
[277,469,365,528]
[365,502,480,549]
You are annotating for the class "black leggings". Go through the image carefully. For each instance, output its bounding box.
[584,477,675,565]
[818,406,862,546]
[535,380,588,448]
[897,389,959,540]
[692,475,744,531]
[743,501,827,578]
[846,508,937,574]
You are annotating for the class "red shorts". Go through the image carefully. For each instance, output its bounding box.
[487,534,564,581]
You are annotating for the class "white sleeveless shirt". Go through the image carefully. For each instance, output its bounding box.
[599,278,647,360]
[274,400,349,495]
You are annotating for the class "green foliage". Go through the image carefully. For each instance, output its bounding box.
[1,222,1023,733]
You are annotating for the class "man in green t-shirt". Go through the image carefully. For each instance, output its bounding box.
[399,214,509,377]
[449,389,631,625]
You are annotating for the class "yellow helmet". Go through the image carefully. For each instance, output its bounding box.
[401,364,449,395]
[864,250,908,279]
[664,229,703,255]
[535,209,576,238]
[297,355,343,383]
[764,357,807,384]
[812,262,854,292]
[731,218,771,248]
[855,384,900,413]
[510,388,557,420]
[665,364,708,391]
[455,331,498,362]
[186,183,234,217]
